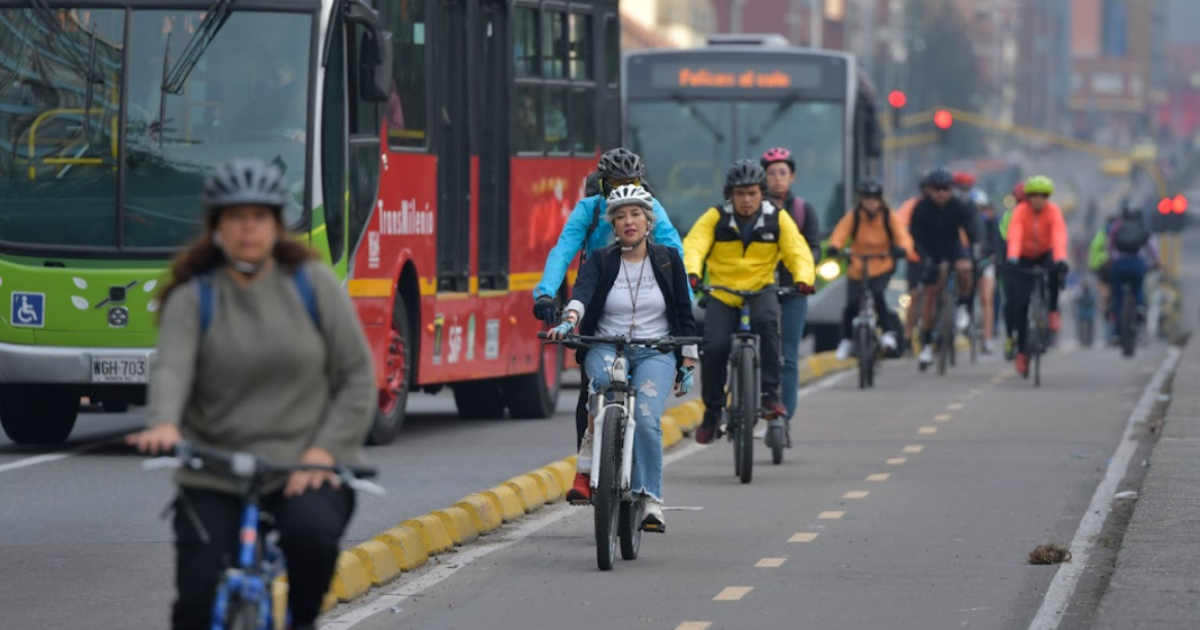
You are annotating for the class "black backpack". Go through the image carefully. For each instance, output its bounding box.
[1112,220,1150,255]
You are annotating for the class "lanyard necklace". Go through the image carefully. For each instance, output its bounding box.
[621,252,648,337]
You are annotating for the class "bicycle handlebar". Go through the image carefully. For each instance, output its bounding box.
[140,441,385,496]
[1003,264,1048,276]
[697,284,779,298]
[538,332,702,351]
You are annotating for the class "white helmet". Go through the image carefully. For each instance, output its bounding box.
[605,184,653,217]
[970,188,990,207]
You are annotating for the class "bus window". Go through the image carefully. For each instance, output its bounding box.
[542,9,567,79]
[516,86,543,153]
[545,87,568,153]
[514,6,539,78]
[387,0,427,148]
[604,15,618,88]
[569,13,592,80]
[571,87,595,154]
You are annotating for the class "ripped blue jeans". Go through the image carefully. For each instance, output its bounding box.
[584,344,675,503]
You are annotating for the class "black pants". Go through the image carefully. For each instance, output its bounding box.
[172,485,355,630]
[841,273,896,339]
[1005,254,1062,353]
[575,367,589,450]
[701,291,781,410]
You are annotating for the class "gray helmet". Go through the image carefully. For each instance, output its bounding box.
[725,159,767,194]
[924,166,954,188]
[202,158,291,215]
[597,148,646,181]
[856,178,884,197]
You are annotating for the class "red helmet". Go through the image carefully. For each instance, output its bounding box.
[953,171,976,189]
[760,147,795,171]
[1012,182,1026,202]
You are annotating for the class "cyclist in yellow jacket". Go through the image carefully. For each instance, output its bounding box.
[684,159,816,444]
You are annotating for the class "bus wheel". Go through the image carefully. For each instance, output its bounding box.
[368,294,412,445]
[453,380,506,420]
[504,341,563,419]
[0,385,80,445]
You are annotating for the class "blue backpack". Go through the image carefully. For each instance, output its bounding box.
[197,267,320,334]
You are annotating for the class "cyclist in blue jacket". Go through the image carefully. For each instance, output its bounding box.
[532,147,684,503]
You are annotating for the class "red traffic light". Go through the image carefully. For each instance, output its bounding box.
[888,90,907,109]
[1172,194,1188,214]
[1158,198,1173,214]
[934,110,953,130]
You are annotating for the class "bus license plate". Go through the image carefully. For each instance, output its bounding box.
[91,356,148,383]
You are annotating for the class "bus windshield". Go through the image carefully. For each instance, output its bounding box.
[0,7,312,253]
[627,98,846,235]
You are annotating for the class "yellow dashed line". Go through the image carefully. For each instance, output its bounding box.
[713,586,754,601]
[918,426,938,435]
[818,510,846,519]
[843,491,870,499]
[947,402,964,410]
[886,457,908,465]
[903,445,925,453]
[756,557,787,568]
[675,623,713,630]
[867,473,891,482]
[934,413,953,422]
[789,532,819,542]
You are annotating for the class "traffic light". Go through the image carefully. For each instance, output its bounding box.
[933,109,953,146]
[1155,195,1188,232]
[887,90,906,130]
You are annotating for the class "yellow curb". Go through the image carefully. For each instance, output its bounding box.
[431,506,479,545]
[529,467,563,503]
[400,514,455,555]
[503,474,547,512]
[273,577,289,629]
[455,493,504,533]
[545,460,576,491]
[348,539,402,585]
[320,589,337,615]
[661,415,683,448]
[330,550,372,602]
[484,484,526,522]
[667,400,705,432]
[375,524,430,571]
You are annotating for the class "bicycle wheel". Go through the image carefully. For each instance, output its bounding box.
[618,498,642,560]
[769,424,784,465]
[937,292,952,375]
[856,324,871,390]
[1078,318,1094,348]
[738,345,756,485]
[595,407,622,571]
[1120,295,1136,358]
[225,598,260,630]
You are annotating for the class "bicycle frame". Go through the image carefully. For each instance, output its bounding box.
[590,351,637,494]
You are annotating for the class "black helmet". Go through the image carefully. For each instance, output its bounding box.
[725,159,767,193]
[924,166,954,188]
[856,178,884,197]
[597,148,645,181]
[202,158,291,222]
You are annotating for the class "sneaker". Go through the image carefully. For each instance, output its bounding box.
[835,338,853,361]
[982,339,995,355]
[1014,352,1029,377]
[695,409,721,445]
[956,306,971,331]
[918,345,934,365]
[640,501,665,533]
[761,394,786,419]
[1004,336,1016,361]
[1048,311,1062,333]
[881,331,899,352]
[576,430,594,474]
[566,472,591,504]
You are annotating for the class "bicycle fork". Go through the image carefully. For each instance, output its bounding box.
[590,355,637,493]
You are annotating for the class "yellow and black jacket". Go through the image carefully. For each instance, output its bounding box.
[683,200,815,308]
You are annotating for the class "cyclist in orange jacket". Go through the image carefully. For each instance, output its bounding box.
[1005,175,1069,376]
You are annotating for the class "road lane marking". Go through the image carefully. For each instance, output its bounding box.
[789,532,819,542]
[934,413,952,422]
[675,623,712,630]
[326,371,855,629]
[818,511,846,519]
[756,558,787,568]
[0,438,116,474]
[918,426,938,435]
[886,457,908,465]
[947,403,964,410]
[1026,347,1181,630]
[903,445,924,453]
[713,587,753,601]
[867,473,891,482]
[843,491,869,499]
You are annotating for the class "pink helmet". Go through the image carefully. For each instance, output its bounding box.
[760,147,795,170]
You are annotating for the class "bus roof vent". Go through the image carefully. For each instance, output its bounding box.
[706,33,791,47]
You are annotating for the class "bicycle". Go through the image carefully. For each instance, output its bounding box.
[1073,279,1097,348]
[919,261,959,376]
[1007,265,1050,387]
[142,441,384,630]
[698,285,779,479]
[842,252,894,390]
[1115,278,1141,358]
[538,332,700,571]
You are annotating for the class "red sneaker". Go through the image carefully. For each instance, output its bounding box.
[1048,311,1062,333]
[566,473,591,504]
[1015,352,1029,377]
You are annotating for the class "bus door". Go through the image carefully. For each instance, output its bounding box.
[348,19,382,266]
[435,0,471,292]
[475,0,510,290]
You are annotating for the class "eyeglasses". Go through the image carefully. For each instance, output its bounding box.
[607,178,640,188]
[931,186,951,192]
[1027,193,1049,199]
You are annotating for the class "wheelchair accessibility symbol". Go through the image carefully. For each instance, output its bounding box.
[11,292,45,328]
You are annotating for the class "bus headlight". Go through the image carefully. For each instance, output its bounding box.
[817,260,841,282]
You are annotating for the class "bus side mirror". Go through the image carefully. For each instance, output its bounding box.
[346,0,394,102]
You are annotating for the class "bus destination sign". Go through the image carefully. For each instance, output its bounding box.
[647,59,824,92]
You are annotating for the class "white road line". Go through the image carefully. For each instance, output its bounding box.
[326,369,853,629]
[0,439,114,474]
[1026,346,1180,630]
